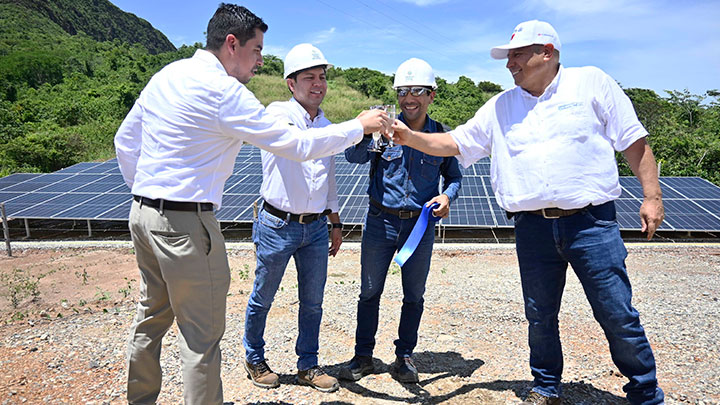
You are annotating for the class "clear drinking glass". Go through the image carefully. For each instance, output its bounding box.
[385,104,396,147]
[367,104,386,152]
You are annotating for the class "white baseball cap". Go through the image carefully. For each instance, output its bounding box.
[490,20,561,60]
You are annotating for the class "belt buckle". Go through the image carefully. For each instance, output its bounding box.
[398,210,412,219]
[541,208,560,219]
[298,214,313,224]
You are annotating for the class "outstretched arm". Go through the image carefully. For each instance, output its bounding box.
[391,120,460,157]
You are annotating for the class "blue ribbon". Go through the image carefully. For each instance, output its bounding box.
[394,202,441,267]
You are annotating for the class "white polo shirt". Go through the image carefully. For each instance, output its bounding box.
[450,65,647,212]
[261,98,339,215]
[114,49,363,209]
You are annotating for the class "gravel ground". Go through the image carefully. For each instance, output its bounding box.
[1,243,719,404]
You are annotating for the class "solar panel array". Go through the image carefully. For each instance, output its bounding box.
[1,145,720,232]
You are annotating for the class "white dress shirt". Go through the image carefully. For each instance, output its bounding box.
[114,49,363,209]
[450,65,647,212]
[261,98,339,214]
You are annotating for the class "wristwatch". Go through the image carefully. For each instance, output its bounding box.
[331,223,343,230]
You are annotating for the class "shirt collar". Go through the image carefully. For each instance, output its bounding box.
[193,49,227,74]
[520,64,563,100]
[290,97,325,123]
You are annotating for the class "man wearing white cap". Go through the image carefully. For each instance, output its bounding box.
[340,58,462,384]
[242,43,343,393]
[391,20,664,405]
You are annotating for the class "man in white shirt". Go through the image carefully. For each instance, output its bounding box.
[392,20,665,405]
[114,5,390,404]
[242,43,342,393]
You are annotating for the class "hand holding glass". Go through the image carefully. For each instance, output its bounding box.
[367,105,386,152]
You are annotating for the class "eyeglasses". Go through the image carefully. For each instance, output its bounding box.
[396,87,433,97]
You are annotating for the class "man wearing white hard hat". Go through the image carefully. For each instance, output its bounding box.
[340,58,462,384]
[242,43,341,393]
[391,20,664,405]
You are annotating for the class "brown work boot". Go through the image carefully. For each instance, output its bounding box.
[297,366,339,393]
[520,391,562,405]
[244,359,280,388]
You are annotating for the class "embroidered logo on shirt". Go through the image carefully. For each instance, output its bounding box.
[558,102,582,111]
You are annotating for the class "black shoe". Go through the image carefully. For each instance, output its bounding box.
[392,356,419,383]
[339,355,374,381]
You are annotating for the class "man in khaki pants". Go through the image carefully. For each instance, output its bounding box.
[114,4,390,403]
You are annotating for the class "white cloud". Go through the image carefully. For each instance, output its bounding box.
[262,45,288,59]
[312,27,337,44]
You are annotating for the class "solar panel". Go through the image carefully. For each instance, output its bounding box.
[661,177,720,199]
[443,197,494,227]
[1,146,719,234]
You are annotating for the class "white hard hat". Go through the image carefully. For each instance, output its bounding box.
[393,58,436,89]
[283,43,332,79]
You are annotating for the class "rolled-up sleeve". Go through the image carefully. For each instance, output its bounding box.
[440,157,462,202]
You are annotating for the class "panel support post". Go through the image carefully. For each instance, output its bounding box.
[1,203,11,257]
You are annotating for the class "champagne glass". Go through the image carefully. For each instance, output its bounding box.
[367,104,386,152]
[385,104,396,147]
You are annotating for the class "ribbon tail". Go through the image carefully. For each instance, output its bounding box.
[393,203,439,267]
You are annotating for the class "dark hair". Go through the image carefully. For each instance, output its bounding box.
[206,3,268,51]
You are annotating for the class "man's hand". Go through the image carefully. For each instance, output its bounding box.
[357,109,391,135]
[391,119,413,146]
[427,194,451,218]
[639,197,664,240]
[329,228,342,257]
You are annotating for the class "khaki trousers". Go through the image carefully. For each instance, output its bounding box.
[126,200,230,404]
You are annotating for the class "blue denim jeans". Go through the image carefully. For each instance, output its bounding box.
[514,201,664,405]
[243,208,329,371]
[354,203,435,358]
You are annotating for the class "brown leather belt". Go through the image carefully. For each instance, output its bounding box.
[134,195,213,212]
[263,202,330,224]
[525,206,589,219]
[369,198,421,219]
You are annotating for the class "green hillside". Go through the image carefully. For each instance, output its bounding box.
[0,0,174,54]
[0,1,718,185]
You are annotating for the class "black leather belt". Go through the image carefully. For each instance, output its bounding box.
[524,205,590,219]
[369,198,421,219]
[263,202,330,224]
[134,195,214,212]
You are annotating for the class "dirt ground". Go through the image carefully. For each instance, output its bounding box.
[0,243,719,404]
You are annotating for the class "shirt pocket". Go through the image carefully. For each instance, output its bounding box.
[379,146,404,180]
[419,154,443,182]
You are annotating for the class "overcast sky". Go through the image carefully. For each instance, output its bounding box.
[110,0,719,97]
